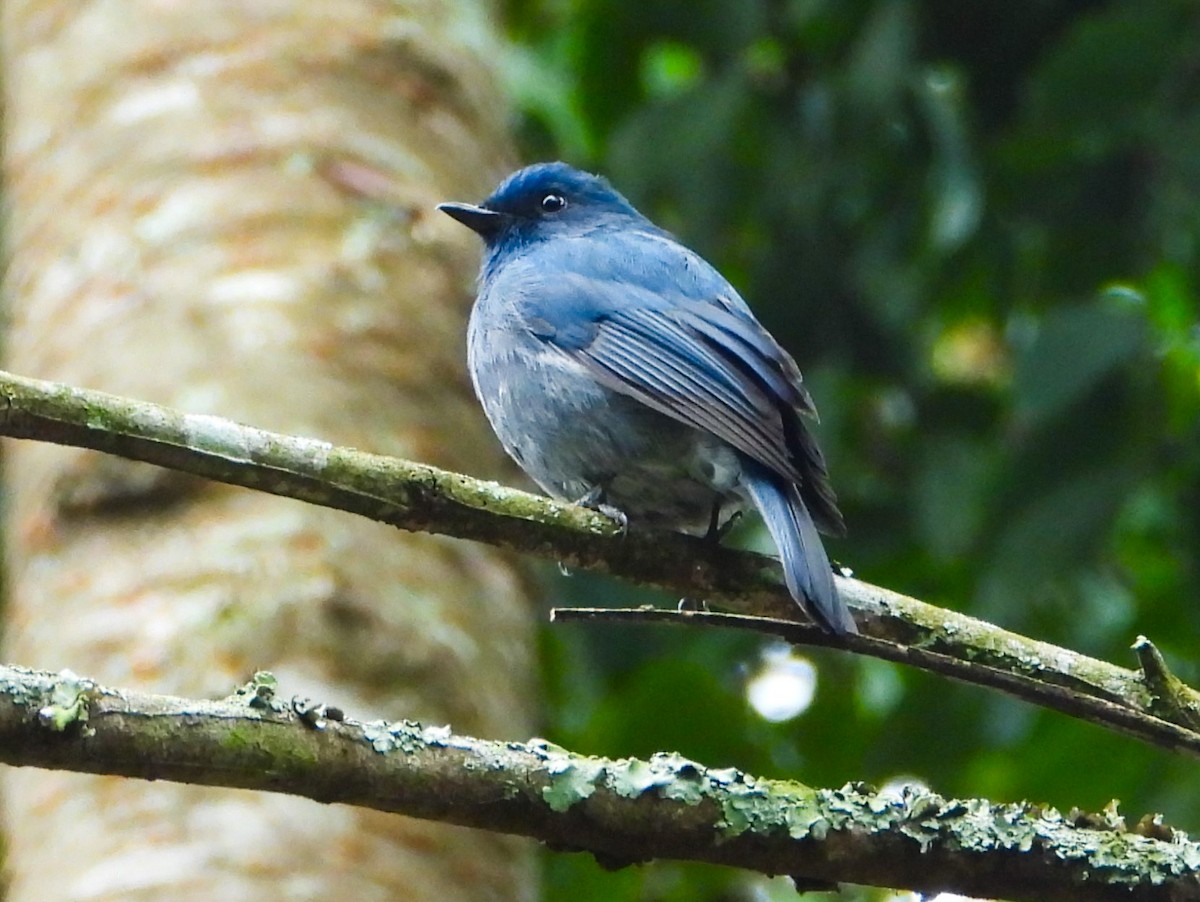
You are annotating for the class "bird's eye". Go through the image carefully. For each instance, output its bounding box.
[540,193,567,213]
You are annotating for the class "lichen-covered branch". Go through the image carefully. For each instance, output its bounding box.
[0,664,1194,902]
[0,368,1198,759]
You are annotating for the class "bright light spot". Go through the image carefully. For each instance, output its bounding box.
[108,79,200,125]
[878,775,931,799]
[208,270,301,305]
[885,894,991,902]
[930,318,1009,388]
[746,644,816,722]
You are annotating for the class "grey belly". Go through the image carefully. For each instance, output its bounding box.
[472,345,747,532]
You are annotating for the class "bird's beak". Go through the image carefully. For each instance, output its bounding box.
[438,202,508,240]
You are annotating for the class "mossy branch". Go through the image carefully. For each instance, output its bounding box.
[0,663,1195,902]
[1,369,1198,758]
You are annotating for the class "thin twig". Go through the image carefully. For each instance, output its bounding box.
[552,607,1200,756]
[1133,636,1200,731]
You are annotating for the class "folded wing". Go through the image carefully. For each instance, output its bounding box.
[530,264,844,536]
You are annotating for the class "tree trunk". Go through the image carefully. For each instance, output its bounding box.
[1,2,535,899]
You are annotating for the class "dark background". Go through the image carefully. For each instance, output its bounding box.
[500,1,1200,897]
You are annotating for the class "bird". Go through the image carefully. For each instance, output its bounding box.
[439,162,855,636]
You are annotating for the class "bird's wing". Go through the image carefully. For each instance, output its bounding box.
[523,262,843,533]
[660,301,842,535]
[572,300,802,481]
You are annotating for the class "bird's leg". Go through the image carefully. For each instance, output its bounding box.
[576,484,605,507]
[704,500,722,543]
[703,500,743,545]
[679,500,742,612]
[574,483,628,534]
[559,484,627,576]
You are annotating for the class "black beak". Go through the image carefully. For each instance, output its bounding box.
[438,202,508,240]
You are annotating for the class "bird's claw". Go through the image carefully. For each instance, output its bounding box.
[595,503,628,534]
[575,486,629,535]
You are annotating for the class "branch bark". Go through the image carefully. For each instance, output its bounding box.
[1,664,1194,902]
[1,368,1196,762]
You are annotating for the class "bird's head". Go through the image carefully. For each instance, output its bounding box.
[439,162,644,247]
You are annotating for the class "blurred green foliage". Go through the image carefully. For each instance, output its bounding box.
[499,0,1200,897]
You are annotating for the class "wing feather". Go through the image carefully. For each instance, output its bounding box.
[514,232,844,535]
[553,298,804,483]
[579,315,792,474]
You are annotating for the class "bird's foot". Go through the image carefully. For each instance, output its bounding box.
[574,485,628,535]
[677,596,711,613]
[703,502,743,545]
[830,558,853,578]
[594,503,628,534]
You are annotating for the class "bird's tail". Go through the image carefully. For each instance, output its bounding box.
[744,466,856,636]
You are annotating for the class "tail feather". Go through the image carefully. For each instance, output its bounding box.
[744,467,856,636]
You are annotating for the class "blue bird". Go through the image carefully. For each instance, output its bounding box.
[439,162,855,635]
